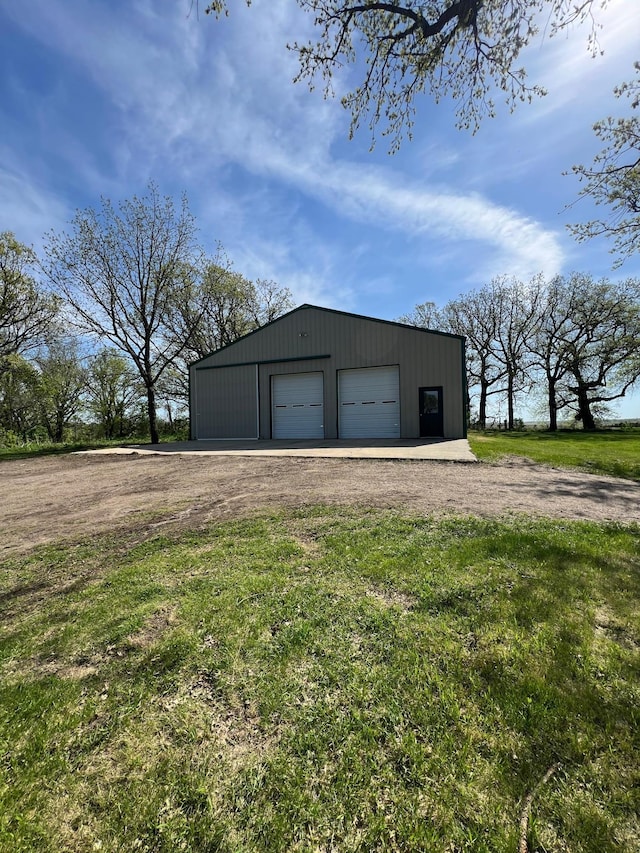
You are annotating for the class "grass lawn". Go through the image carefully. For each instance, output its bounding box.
[1,509,638,852]
[468,429,640,481]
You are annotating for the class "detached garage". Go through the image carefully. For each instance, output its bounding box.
[189,304,466,441]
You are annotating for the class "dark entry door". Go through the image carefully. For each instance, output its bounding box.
[419,387,443,437]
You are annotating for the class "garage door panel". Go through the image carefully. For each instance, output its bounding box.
[272,372,324,439]
[339,366,400,438]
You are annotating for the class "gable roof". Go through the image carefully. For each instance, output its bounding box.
[188,303,463,368]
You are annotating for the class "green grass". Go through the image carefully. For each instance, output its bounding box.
[468,429,640,481]
[1,509,639,851]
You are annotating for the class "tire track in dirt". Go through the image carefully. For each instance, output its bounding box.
[1,454,638,557]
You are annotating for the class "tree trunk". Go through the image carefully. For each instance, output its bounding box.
[548,379,558,432]
[42,410,55,442]
[146,383,159,444]
[479,380,488,430]
[577,386,596,431]
[507,370,515,430]
[116,403,125,438]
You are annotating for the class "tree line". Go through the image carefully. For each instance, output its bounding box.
[0,185,294,445]
[400,274,640,430]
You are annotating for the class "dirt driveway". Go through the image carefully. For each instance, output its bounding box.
[2,453,638,557]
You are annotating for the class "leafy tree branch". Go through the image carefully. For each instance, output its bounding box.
[206,1,603,150]
[569,62,640,264]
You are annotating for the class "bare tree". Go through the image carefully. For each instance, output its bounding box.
[444,286,506,429]
[529,276,575,431]
[396,301,443,329]
[491,276,542,430]
[401,272,640,431]
[558,275,640,430]
[43,184,201,444]
[400,289,507,428]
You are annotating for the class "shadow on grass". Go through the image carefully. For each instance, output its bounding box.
[498,473,640,512]
[394,520,640,851]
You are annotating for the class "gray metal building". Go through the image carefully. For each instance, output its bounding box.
[189,305,467,441]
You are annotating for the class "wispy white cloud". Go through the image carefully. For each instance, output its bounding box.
[2,0,565,283]
[8,0,622,308]
[520,0,639,123]
[0,152,71,251]
[228,146,565,282]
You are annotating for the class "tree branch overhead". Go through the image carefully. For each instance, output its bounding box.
[206,1,603,150]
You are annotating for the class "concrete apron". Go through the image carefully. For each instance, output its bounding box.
[77,438,478,462]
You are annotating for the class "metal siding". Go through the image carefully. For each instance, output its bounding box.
[338,366,400,438]
[272,372,324,439]
[193,307,466,439]
[194,364,257,439]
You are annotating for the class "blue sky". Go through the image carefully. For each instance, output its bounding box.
[1,0,639,419]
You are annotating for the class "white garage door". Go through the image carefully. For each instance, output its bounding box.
[339,366,400,438]
[272,372,324,439]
